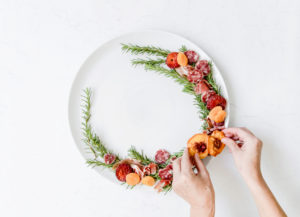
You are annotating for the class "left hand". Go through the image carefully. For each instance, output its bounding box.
[172,148,215,217]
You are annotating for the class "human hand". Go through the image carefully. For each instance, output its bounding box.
[222,127,263,183]
[173,148,215,217]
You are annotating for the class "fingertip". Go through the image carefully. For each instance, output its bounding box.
[222,137,238,152]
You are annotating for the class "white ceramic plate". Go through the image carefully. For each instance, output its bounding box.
[68,30,230,183]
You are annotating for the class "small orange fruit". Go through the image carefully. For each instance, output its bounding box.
[208,106,226,123]
[125,173,140,186]
[141,176,156,186]
[177,52,188,66]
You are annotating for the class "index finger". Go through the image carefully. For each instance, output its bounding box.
[180,148,194,176]
[223,127,253,141]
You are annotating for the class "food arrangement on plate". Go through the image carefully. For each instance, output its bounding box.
[81,44,228,193]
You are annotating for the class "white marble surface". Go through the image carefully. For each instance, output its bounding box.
[1,0,299,216]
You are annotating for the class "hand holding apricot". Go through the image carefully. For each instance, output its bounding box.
[173,148,215,217]
[222,127,263,183]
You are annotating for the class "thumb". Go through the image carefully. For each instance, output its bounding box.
[222,137,239,153]
[194,154,208,177]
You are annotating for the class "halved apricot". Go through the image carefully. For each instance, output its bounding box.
[177,52,188,66]
[209,130,225,156]
[141,176,156,186]
[208,106,227,123]
[126,173,140,186]
[187,133,209,159]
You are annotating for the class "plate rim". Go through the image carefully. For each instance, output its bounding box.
[68,29,230,180]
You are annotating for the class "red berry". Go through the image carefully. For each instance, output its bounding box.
[115,163,133,182]
[166,52,180,69]
[206,94,227,110]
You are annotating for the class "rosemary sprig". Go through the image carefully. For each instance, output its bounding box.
[121,43,170,57]
[179,45,188,52]
[81,88,120,162]
[128,146,154,165]
[206,61,221,95]
[86,159,114,168]
[132,58,165,67]
[161,184,172,194]
[144,64,195,93]
[143,64,209,121]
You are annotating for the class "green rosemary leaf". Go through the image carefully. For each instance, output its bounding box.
[161,184,172,194]
[206,61,221,94]
[81,88,114,159]
[128,146,154,165]
[121,43,170,57]
[179,45,188,52]
[132,58,165,67]
[86,159,113,168]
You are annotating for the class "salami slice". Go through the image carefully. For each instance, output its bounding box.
[187,68,204,83]
[201,90,216,103]
[194,80,212,95]
[104,153,116,164]
[155,149,170,164]
[206,94,227,110]
[158,164,173,180]
[184,50,199,64]
[195,60,211,76]
[115,163,133,182]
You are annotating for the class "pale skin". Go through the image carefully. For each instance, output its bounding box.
[172,127,287,217]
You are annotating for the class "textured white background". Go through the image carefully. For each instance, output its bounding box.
[1,0,300,217]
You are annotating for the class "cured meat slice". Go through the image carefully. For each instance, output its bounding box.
[104,153,116,164]
[195,60,211,76]
[155,149,170,164]
[206,94,227,110]
[184,50,199,64]
[201,90,216,103]
[158,164,173,180]
[194,80,212,95]
[154,179,171,192]
[115,163,133,182]
[131,164,144,178]
[143,163,158,176]
[187,68,204,83]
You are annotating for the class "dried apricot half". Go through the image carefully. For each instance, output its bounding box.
[187,133,209,159]
[209,130,225,156]
[208,106,227,123]
[141,176,156,186]
[177,52,188,66]
[126,173,140,186]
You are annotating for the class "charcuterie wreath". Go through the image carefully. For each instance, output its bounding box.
[82,44,227,193]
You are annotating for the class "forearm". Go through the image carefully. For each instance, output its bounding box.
[190,206,215,217]
[246,173,287,217]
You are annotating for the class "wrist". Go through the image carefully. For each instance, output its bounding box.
[190,205,215,217]
[243,169,264,188]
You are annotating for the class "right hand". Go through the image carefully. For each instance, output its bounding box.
[221,127,263,183]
